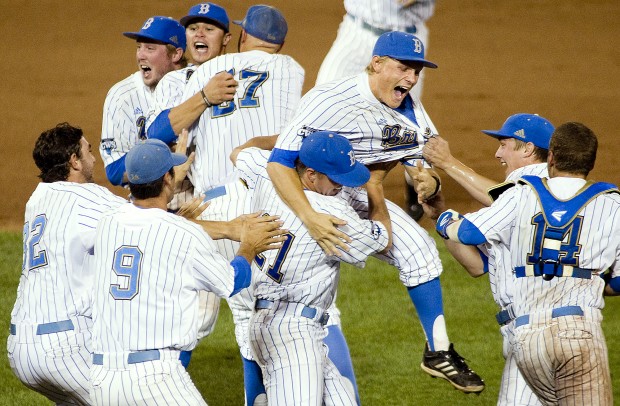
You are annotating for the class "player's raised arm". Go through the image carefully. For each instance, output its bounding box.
[267,160,350,256]
[423,136,496,206]
[366,161,397,252]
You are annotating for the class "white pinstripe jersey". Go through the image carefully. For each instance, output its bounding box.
[182,50,305,193]
[275,72,438,166]
[11,182,126,324]
[466,177,620,317]
[236,148,388,311]
[345,0,435,30]
[100,72,154,167]
[480,163,549,309]
[91,203,237,353]
[146,66,196,130]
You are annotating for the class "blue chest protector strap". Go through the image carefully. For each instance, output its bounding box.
[515,176,619,280]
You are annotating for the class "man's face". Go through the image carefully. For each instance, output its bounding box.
[312,172,343,197]
[495,138,527,177]
[135,41,178,89]
[78,137,96,183]
[185,22,230,65]
[371,57,422,108]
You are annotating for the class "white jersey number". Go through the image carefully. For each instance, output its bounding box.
[110,246,143,300]
[212,69,269,118]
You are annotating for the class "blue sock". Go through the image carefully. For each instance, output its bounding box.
[407,278,445,351]
[324,325,361,405]
[242,356,266,406]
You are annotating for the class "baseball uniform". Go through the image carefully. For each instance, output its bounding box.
[481,163,547,406]
[462,176,619,405]
[237,148,388,405]
[89,202,241,405]
[8,182,125,405]
[100,71,155,185]
[316,0,434,99]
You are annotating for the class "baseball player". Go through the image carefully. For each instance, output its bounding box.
[267,31,485,393]
[88,139,285,405]
[423,113,554,405]
[147,3,238,146]
[316,0,436,219]
[241,131,391,405]
[177,5,308,404]
[8,123,126,404]
[436,122,619,405]
[100,16,186,186]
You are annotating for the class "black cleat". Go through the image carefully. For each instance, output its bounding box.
[420,343,485,394]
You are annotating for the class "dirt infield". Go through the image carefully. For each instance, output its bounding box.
[1,1,618,230]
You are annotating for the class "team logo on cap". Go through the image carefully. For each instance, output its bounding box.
[170,35,179,45]
[513,129,526,139]
[413,38,422,54]
[348,150,356,167]
[142,18,153,30]
[198,4,210,14]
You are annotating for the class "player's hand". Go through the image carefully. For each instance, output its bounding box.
[410,161,440,201]
[173,153,194,192]
[366,160,399,185]
[421,192,446,221]
[176,196,209,220]
[203,71,238,105]
[172,128,189,155]
[304,213,351,257]
[422,136,454,171]
[238,213,287,257]
[225,212,282,242]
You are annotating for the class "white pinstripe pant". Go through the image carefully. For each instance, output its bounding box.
[7,318,92,405]
[249,306,357,406]
[513,312,612,406]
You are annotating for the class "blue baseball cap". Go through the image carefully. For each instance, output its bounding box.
[299,131,370,188]
[180,3,229,32]
[233,5,287,45]
[123,16,186,51]
[482,113,555,149]
[373,31,437,69]
[126,139,187,185]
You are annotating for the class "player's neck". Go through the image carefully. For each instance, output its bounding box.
[132,196,169,211]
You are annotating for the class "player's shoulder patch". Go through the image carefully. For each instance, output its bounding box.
[100,138,117,154]
[488,181,516,202]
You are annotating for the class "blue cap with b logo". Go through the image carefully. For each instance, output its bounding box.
[233,5,287,45]
[123,16,186,51]
[373,31,437,69]
[299,131,370,188]
[180,3,229,32]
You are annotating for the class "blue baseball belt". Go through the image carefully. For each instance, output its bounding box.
[10,319,75,335]
[255,298,330,326]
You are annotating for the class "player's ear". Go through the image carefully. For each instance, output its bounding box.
[172,47,184,64]
[68,153,81,172]
[523,142,536,157]
[222,32,232,47]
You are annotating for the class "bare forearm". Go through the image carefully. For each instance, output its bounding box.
[443,239,485,277]
[168,92,208,135]
[266,162,315,222]
[192,219,234,240]
[441,159,497,206]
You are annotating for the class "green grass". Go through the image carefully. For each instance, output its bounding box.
[1,230,619,405]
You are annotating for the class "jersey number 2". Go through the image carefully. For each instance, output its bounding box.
[110,246,143,300]
[22,214,48,271]
[212,69,269,118]
[255,232,295,283]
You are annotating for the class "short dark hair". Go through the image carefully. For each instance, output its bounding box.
[33,123,83,183]
[129,167,174,199]
[511,138,549,163]
[549,122,597,176]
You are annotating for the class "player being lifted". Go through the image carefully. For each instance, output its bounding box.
[266,30,485,393]
[436,122,619,405]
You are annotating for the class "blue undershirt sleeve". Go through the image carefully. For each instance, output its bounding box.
[105,155,127,186]
[147,109,177,144]
[268,148,299,169]
[457,218,488,246]
[476,247,489,274]
[230,256,252,296]
[609,276,620,293]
